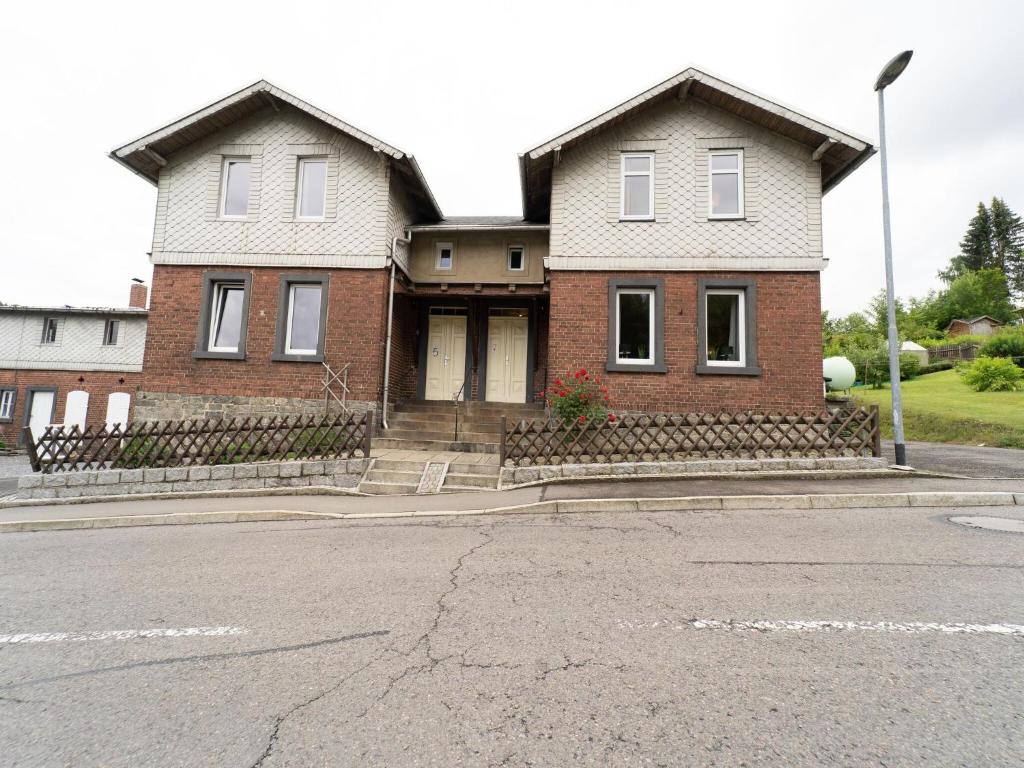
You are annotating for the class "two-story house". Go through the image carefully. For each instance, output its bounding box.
[110,68,873,437]
[0,282,148,445]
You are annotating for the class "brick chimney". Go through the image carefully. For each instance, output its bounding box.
[129,280,148,309]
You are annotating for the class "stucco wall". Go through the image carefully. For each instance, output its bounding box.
[407,230,548,284]
[549,98,823,271]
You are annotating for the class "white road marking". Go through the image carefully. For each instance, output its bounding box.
[618,619,1024,636]
[0,626,248,645]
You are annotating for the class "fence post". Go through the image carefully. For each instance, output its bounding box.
[870,405,882,457]
[22,427,41,473]
[362,410,375,458]
[499,415,507,468]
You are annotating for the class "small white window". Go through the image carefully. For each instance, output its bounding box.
[0,390,14,420]
[615,289,655,365]
[284,284,323,355]
[705,288,746,366]
[296,158,328,219]
[620,153,655,220]
[507,246,525,272]
[220,157,251,218]
[208,282,246,353]
[436,242,454,270]
[709,150,744,219]
[41,317,58,344]
[103,319,120,346]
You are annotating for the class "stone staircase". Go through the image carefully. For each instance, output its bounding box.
[372,400,545,454]
[357,458,503,495]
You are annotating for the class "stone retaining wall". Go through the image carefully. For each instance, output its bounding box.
[499,456,887,487]
[133,391,376,422]
[17,459,369,500]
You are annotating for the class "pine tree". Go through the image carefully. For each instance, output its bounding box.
[988,197,1024,297]
[940,202,993,282]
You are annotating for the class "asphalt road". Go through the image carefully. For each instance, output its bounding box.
[2,503,1023,766]
[881,439,1024,478]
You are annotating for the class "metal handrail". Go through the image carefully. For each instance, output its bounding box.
[321,362,351,415]
[451,381,466,441]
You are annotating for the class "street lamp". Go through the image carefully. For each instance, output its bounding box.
[875,50,913,467]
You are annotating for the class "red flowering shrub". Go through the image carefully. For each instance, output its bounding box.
[544,368,611,424]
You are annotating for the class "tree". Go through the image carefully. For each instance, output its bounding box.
[932,268,1015,329]
[941,198,1024,297]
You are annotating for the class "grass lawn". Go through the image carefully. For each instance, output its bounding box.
[852,369,1024,449]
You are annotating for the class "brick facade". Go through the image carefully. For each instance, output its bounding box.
[137,264,390,418]
[0,369,141,446]
[548,271,823,412]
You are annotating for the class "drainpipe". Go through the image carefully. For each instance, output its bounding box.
[381,232,410,430]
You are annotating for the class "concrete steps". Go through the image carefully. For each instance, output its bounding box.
[376,400,544,455]
[357,458,425,495]
[371,437,499,454]
[442,462,501,491]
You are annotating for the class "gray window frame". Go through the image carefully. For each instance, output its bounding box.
[194,271,252,361]
[0,388,16,423]
[606,278,666,373]
[272,273,329,363]
[696,277,761,376]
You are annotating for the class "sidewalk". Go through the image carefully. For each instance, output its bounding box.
[2,474,1022,527]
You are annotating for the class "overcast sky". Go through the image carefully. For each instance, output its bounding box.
[2,0,1021,317]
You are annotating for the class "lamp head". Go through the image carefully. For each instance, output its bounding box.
[875,50,913,91]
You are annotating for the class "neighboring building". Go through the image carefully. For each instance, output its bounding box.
[0,284,147,446]
[110,69,873,423]
[899,341,929,367]
[945,316,1004,337]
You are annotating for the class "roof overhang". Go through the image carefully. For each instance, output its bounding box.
[0,306,148,317]
[110,79,442,221]
[519,66,875,221]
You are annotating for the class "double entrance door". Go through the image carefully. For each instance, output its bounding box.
[423,307,529,404]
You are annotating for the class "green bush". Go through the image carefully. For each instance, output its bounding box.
[980,329,1024,367]
[960,356,1024,392]
[917,360,955,376]
[849,348,922,387]
[917,334,988,348]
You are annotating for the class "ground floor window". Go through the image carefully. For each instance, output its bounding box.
[606,279,666,373]
[697,279,760,375]
[273,274,329,362]
[0,389,15,421]
[195,272,252,360]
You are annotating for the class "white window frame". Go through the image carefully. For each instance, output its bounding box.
[219,156,251,219]
[620,152,655,221]
[435,242,454,271]
[704,288,746,367]
[41,317,58,345]
[507,245,525,272]
[102,319,120,346]
[0,389,14,420]
[207,282,245,353]
[295,157,328,221]
[284,283,322,356]
[708,149,745,219]
[615,288,656,366]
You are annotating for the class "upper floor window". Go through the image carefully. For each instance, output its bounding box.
[102,319,121,346]
[0,389,14,421]
[709,150,744,219]
[208,282,246,353]
[296,158,328,219]
[220,157,251,218]
[620,153,654,220]
[41,317,58,344]
[507,245,525,272]
[436,242,454,270]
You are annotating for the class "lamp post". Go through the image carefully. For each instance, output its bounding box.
[875,50,913,467]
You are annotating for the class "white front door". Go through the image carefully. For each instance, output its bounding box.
[424,315,467,400]
[27,390,55,441]
[485,315,529,403]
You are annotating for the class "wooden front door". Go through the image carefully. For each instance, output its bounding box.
[424,314,467,400]
[485,315,529,403]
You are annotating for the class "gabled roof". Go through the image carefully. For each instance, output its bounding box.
[110,79,442,220]
[519,66,875,221]
[945,315,1004,329]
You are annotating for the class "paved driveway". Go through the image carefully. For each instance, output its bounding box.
[883,439,1023,478]
[2,503,1022,766]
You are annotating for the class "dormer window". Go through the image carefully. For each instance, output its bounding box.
[219,157,251,218]
[709,150,744,219]
[102,319,121,346]
[41,317,59,344]
[620,153,654,220]
[295,158,328,219]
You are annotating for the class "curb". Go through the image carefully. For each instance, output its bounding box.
[2,491,1021,533]
[498,468,904,491]
[0,485,366,510]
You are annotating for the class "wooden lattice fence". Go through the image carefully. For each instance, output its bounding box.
[500,406,880,467]
[25,411,374,474]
